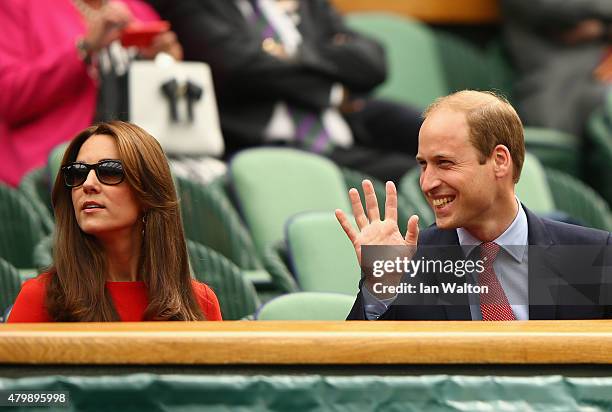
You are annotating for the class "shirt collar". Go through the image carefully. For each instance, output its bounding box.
[456,198,528,263]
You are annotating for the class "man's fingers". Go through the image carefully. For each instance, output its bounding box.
[348,188,368,230]
[405,215,419,245]
[362,179,380,222]
[335,209,358,244]
[384,181,398,223]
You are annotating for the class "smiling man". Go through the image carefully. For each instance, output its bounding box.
[416,92,525,240]
[336,90,612,321]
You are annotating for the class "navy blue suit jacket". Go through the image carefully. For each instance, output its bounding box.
[347,207,612,320]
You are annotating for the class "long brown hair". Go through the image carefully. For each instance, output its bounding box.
[47,121,204,321]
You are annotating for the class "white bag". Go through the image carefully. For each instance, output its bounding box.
[129,55,224,157]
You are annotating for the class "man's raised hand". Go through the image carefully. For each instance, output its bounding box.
[335,180,419,265]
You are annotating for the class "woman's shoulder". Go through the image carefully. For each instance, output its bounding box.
[190,279,222,321]
[6,272,53,322]
[19,272,53,294]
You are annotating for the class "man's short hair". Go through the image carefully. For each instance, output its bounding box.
[424,90,525,183]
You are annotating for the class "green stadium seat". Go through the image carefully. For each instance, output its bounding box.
[255,292,355,320]
[523,127,581,178]
[18,167,54,234]
[32,234,53,270]
[346,12,446,109]
[586,104,612,206]
[515,152,556,214]
[259,242,299,293]
[545,168,612,231]
[0,183,46,270]
[435,33,514,98]
[186,240,260,320]
[285,211,359,295]
[48,142,69,186]
[229,148,351,259]
[230,148,353,293]
[398,168,436,227]
[0,257,21,321]
[175,175,270,286]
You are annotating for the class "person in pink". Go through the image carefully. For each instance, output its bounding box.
[0,0,182,186]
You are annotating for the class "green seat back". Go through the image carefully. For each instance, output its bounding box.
[0,184,46,269]
[18,167,55,234]
[436,33,495,92]
[347,13,446,109]
[187,240,260,320]
[586,106,612,206]
[0,257,22,318]
[255,292,355,320]
[32,234,54,270]
[286,212,359,295]
[524,127,581,178]
[545,168,612,231]
[516,152,555,214]
[48,142,69,186]
[436,35,515,97]
[398,168,435,227]
[176,175,261,271]
[230,148,351,258]
[259,243,299,293]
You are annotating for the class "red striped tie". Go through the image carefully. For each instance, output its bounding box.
[479,242,516,321]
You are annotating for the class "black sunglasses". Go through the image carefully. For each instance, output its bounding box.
[61,160,125,188]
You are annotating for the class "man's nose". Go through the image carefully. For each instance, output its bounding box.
[419,167,440,194]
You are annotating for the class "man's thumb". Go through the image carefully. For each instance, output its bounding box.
[405,215,419,245]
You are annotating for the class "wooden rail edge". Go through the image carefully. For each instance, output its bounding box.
[1,320,611,365]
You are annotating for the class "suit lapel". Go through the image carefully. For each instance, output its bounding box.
[524,207,558,320]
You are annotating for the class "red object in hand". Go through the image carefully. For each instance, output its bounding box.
[120,20,170,48]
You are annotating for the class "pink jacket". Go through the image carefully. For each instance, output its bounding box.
[0,0,159,186]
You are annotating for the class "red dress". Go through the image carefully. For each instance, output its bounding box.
[7,273,222,322]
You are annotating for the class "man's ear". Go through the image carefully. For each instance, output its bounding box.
[492,144,512,178]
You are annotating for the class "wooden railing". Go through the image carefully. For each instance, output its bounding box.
[1,320,611,365]
[331,0,501,24]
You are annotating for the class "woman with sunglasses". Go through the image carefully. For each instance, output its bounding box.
[7,121,221,322]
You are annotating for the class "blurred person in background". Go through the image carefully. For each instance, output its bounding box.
[8,121,222,322]
[501,0,612,137]
[147,0,423,183]
[0,0,183,187]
